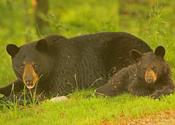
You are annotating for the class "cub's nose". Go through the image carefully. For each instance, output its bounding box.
[145,76,153,84]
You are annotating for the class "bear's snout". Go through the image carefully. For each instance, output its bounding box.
[145,69,157,84]
[22,63,39,89]
[25,79,33,85]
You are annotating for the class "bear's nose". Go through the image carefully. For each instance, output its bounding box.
[25,80,33,85]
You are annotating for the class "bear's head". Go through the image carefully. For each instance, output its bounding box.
[130,46,167,84]
[6,39,51,89]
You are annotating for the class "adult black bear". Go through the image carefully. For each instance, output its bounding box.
[96,46,174,99]
[0,32,152,104]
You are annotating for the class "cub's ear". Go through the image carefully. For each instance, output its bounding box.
[155,46,165,58]
[129,49,143,62]
[6,44,19,57]
[36,39,48,52]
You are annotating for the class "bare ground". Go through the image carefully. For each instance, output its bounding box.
[99,109,175,125]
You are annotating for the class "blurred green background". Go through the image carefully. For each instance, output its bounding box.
[0,0,175,86]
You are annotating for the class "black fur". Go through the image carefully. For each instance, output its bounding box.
[96,46,174,99]
[0,32,152,104]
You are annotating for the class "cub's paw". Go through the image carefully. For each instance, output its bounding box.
[150,91,161,99]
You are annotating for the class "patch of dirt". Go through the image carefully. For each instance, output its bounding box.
[118,109,175,125]
[97,109,175,125]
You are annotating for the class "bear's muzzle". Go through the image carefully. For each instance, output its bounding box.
[22,63,39,89]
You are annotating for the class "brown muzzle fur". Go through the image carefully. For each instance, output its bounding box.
[22,62,39,89]
[145,69,157,84]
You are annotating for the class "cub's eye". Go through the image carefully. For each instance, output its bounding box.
[152,66,157,71]
[142,68,146,72]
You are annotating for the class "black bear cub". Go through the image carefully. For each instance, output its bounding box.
[96,46,174,99]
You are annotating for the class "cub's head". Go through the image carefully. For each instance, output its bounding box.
[130,46,167,84]
[6,39,51,89]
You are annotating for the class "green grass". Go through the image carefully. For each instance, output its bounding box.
[0,0,175,124]
[1,91,175,124]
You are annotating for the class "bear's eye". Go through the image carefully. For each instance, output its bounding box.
[20,64,25,71]
[33,64,37,67]
[33,64,38,70]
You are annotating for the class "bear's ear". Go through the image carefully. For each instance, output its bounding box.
[36,39,48,52]
[155,46,165,58]
[129,49,143,62]
[6,44,19,57]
